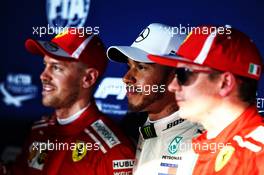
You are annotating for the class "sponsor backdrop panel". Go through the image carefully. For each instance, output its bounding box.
[1,0,264,156]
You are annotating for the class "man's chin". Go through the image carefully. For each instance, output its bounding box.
[128,102,145,112]
[127,93,161,113]
[42,99,56,108]
[42,102,53,107]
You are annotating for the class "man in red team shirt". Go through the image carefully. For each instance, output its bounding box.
[148,26,264,174]
[10,28,135,175]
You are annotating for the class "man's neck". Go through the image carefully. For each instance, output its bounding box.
[148,103,178,121]
[55,99,90,119]
[202,102,249,139]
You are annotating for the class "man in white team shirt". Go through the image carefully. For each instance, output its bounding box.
[107,23,201,175]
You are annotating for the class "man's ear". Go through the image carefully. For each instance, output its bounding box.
[82,68,99,88]
[218,72,236,97]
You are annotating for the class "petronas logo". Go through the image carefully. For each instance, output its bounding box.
[168,136,182,154]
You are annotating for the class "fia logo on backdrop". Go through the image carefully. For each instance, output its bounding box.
[46,0,91,28]
[0,74,38,108]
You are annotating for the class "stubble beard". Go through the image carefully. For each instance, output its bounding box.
[42,85,80,109]
[128,88,165,112]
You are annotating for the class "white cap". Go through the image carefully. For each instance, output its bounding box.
[107,23,186,63]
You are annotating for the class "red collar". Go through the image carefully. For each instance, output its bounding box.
[192,105,261,155]
[51,102,103,136]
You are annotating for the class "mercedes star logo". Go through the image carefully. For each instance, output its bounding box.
[135,27,150,43]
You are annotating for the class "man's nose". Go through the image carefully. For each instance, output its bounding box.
[40,67,51,82]
[168,77,181,93]
[122,70,136,85]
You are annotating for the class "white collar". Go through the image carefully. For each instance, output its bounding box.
[139,111,187,139]
[57,103,90,125]
[147,111,181,125]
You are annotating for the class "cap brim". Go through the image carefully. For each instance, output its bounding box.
[25,39,75,60]
[148,54,193,67]
[106,46,154,63]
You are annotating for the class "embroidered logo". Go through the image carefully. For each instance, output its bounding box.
[168,136,182,154]
[72,141,87,162]
[215,145,235,172]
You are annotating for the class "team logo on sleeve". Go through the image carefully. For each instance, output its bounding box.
[215,145,235,172]
[72,141,87,162]
[168,136,182,154]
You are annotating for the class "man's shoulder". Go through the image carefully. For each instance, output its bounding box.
[167,120,203,140]
[30,116,56,131]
